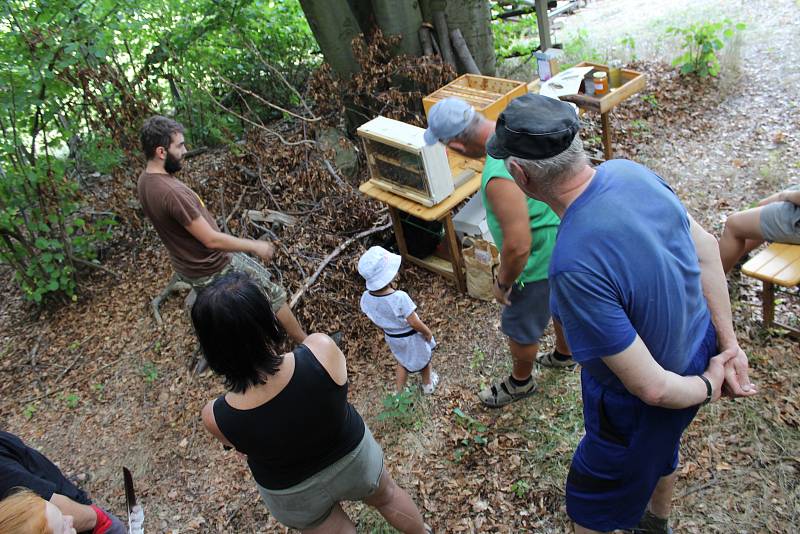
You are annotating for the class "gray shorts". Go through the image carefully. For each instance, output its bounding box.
[760,186,800,244]
[501,279,552,345]
[256,425,384,530]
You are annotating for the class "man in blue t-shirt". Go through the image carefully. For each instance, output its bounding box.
[486,94,757,534]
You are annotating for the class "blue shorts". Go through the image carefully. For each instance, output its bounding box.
[500,279,551,345]
[566,320,717,531]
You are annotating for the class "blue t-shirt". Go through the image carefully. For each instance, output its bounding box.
[549,160,710,389]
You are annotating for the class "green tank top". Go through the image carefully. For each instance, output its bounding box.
[480,156,560,284]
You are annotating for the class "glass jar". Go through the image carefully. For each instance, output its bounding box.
[593,71,608,96]
[608,60,623,88]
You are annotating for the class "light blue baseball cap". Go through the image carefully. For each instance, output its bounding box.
[423,97,476,145]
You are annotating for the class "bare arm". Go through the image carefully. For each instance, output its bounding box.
[486,178,531,305]
[689,216,756,397]
[758,189,800,207]
[50,493,96,531]
[602,336,732,409]
[406,312,433,341]
[201,400,234,448]
[186,216,274,263]
[304,333,348,386]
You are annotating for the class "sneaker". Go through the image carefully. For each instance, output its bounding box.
[421,370,439,395]
[537,349,576,368]
[478,375,536,408]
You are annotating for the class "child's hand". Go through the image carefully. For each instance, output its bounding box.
[423,331,433,342]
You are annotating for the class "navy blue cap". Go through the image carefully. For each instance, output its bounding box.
[486,94,580,160]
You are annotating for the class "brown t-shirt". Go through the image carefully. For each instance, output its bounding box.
[137,172,230,278]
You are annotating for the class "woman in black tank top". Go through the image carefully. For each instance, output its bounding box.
[192,272,430,534]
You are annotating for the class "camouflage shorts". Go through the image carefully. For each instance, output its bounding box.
[178,252,287,313]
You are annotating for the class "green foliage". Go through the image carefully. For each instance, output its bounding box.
[510,479,531,498]
[666,20,746,77]
[491,6,539,59]
[23,404,37,420]
[562,29,604,67]
[64,393,80,409]
[142,362,159,383]
[619,34,637,61]
[0,0,316,302]
[641,94,659,108]
[377,388,420,428]
[453,407,488,461]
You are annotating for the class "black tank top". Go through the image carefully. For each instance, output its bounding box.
[213,344,365,490]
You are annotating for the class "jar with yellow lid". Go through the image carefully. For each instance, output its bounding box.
[593,71,608,96]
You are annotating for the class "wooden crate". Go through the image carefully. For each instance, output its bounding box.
[357,116,454,207]
[423,74,528,121]
[559,61,646,114]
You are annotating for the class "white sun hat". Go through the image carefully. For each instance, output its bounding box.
[357,246,402,291]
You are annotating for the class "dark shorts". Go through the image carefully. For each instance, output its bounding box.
[566,320,717,532]
[501,279,552,345]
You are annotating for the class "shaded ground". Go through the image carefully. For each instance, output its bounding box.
[1,1,799,533]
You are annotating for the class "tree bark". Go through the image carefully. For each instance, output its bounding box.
[419,27,435,56]
[432,10,456,67]
[441,0,496,75]
[299,0,364,78]
[371,0,423,57]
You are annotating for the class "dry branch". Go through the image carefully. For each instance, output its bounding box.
[151,272,192,326]
[450,28,481,74]
[289,221,391,309]
[432,11,456,67]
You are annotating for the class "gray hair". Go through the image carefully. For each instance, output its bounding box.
[445,113,485,145]
[505,134,588,193]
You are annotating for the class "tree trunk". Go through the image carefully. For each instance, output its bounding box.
[442,0,495,75]
[371,0,423,57]
[300,0,364,78]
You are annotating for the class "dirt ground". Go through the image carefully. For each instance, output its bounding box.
[1,0,799,533]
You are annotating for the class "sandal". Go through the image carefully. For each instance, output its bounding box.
[478,376,536,408]
[630,510,672,534]
[537,349,576,368]
[421,370,439,395]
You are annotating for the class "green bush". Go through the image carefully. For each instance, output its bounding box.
[491,6,540,59]
[667,20,746,77]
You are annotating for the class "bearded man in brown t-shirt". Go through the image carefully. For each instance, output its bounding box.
[137,116,306,344]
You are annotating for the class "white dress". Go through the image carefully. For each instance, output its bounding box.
[360,290,436,372]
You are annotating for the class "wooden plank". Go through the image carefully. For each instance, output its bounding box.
[423,74,528,120]
[559,61,646,114]
[442,213,466,292]
[742,243,800,287]
[360,170,481,221]
[601,112,613,160]
[405,253,455,277]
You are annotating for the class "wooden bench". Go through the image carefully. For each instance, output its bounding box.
[741,243,800,338]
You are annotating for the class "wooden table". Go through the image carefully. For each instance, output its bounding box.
[560,61,646,161]
[359,152,484,292]
[530,62,646,161]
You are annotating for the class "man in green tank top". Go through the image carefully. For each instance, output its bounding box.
[424,98,573,408]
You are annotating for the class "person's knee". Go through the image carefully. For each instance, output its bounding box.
[725,210,755,237]
[366,474,396,509]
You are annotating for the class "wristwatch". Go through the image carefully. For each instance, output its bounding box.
[698,375,712,405]
[495,278,510,292]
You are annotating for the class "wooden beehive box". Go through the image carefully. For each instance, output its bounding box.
[357,116,454,207]
[423,74,528,121]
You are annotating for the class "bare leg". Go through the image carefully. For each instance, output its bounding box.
[302,503,356,534]
[647,470,677,519]
[420,363,432,386]
[395,364,409,392]
[509,339,538,381]
[363,469,427,534]
[275,303,308,344]
[719,208,765,273]
[553,319,571,355]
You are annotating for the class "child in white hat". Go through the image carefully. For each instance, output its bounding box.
[358,246,439,394]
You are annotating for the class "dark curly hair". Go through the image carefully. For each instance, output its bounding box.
[191,272,286,393]
[140,115,184,160]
